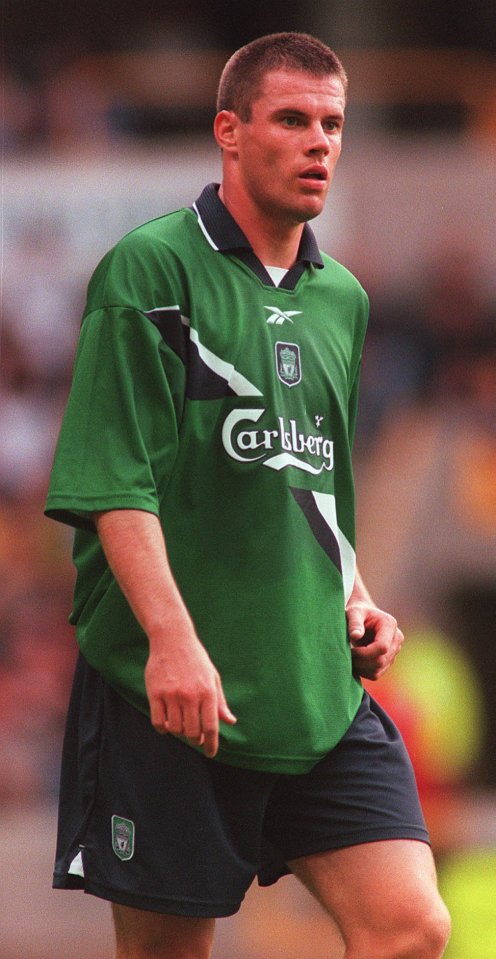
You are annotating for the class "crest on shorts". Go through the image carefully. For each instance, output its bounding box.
[275,342,302,387]
[111,815,135,861]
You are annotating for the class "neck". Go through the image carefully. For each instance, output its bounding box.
[218,183,304,269]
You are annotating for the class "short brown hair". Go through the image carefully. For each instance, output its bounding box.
[216,32,347,122]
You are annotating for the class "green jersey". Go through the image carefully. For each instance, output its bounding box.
[46,183,368,773]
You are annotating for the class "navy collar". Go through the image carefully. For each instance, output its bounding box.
[192,183,324,290]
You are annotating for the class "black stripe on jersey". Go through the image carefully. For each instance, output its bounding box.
[187,341,237,400]
[290,487,342,576]
[145,308,188,363]
[144,308,236,400]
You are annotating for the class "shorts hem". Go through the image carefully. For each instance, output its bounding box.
[258,827,431,887]
[53,872,85,890]
[53,873,242,918]
[287,826,430,858]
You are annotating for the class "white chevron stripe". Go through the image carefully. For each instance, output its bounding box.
[192,203,219,250]
[188,327,263,397]
[145,305,181,312]
[263,453,326,475]
[183,319,262,397]
[145,306,262,397]
[312,491,356,603]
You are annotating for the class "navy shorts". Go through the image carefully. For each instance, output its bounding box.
[54,655,429,917]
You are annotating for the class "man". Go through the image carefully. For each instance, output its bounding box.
[46,32,450,959]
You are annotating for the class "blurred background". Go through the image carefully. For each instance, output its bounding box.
[1,1,495,956]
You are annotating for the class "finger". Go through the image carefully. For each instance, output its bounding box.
[352,634,402,679]
[374,616,398,643]
[149,697,168,735]
[200,698,219,758]
[215,675,237,725]
[378,626,403,660]
[182,701,203,742]
[163,700,183,736]
[351,637,388,660]
[353,657,389,680]
[353,637,396,665]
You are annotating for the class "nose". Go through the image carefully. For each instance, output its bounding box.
[307,122,330,156]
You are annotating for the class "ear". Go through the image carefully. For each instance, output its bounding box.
[213,110,240,154]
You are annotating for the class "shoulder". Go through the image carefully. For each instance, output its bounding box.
[86,207,197,312]
[319,252,369,304]
[117,206,195,250]
[99,206,196,271]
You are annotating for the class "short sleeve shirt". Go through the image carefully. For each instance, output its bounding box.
[46,184,369,773]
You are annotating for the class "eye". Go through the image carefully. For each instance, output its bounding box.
[282,116,300,127]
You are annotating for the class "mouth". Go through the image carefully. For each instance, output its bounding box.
[298,167,329,187]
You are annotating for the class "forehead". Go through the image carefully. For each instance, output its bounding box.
[253,68,346,115]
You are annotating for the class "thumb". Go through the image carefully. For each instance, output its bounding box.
[347,610,365,641]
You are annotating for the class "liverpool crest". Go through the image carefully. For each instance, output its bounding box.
[111,815,135,861]
[275,342,302,387]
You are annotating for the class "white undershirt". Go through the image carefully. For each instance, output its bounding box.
[264,265,289,287]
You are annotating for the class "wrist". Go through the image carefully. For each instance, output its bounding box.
[347,574,374,609]
[146,606,197,650]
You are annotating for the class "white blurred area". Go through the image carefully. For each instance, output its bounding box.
[1,30,496,959]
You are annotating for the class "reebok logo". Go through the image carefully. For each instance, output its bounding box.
[264,306,302,325]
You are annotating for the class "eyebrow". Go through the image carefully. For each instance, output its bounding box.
[273,107,345,119]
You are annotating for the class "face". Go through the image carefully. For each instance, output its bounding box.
[224,69,345,228]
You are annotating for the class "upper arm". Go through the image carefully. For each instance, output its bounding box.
[45,307,184,530]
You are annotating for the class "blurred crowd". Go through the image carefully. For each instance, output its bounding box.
[0,221,84,805]
[357,239,496,797]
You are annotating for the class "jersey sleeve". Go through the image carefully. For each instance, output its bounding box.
[347,286,369,448]
[45,305,184,531]
[347,358,362,448]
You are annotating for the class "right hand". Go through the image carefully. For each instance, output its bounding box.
[144,634,237,758]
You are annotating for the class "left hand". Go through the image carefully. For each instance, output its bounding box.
[346,600,404,680]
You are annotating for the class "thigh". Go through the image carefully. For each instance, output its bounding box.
[112,903,215,959]
[288,839,447,952]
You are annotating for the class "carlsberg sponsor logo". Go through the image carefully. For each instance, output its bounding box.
[222,408,334,475]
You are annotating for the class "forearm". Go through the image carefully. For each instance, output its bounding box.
[93,508,195,650]
[93,508,236,753]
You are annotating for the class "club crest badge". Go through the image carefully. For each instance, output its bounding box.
[275,342,302,387]
[111,815,135,861]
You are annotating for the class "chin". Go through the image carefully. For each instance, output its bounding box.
[297,192,328,218]
[293,201,326,223]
